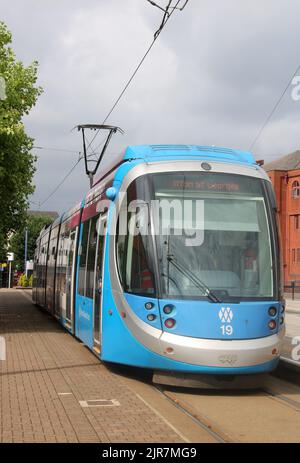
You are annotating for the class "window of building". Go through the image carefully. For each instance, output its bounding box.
[292,181,300,199]
[292,248,296,263]
[297,249,300,263]
[294,215,300,230]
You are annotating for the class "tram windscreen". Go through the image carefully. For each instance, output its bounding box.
[150,172,274,300]
[116,171,275,301]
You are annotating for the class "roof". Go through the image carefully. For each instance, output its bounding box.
[124,145,256,166]
[63,145,258,223]
[92,145,256,187]
[264,150,300,172]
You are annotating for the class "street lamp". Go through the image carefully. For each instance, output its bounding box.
[24,227,28,277]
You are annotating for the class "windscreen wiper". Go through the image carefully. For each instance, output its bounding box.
[167,255,221,303]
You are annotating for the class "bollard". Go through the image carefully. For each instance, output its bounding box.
[291,280,295,300]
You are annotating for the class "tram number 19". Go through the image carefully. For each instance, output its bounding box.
[221,325,233,336]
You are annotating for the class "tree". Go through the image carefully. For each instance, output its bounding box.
[10,215,54,271]
[0,22,42,260]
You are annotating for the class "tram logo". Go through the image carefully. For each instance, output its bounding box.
[218,354,238,365]
[219,307,233,323]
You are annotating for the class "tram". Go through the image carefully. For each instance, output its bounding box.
[33,145,285,387]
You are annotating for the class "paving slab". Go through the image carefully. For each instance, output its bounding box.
[0,289,184,443]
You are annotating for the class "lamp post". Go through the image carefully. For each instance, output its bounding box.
[24,227,28,277]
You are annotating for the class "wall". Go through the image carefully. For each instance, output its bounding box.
[268,169,300,286]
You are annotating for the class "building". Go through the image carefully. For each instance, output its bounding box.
[264,150,300,286]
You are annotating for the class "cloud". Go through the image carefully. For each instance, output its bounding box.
[1,0,300,212]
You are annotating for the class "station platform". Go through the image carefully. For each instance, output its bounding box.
[0,289,184,443]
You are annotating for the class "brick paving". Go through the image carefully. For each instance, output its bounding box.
[0,289,183,443]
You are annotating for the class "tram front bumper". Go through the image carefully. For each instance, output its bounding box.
[159,328,285,369]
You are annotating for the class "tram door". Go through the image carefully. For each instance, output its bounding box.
[93,214,106,353]
[65,229,77,329]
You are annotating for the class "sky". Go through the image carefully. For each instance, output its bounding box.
[1,0,300,213]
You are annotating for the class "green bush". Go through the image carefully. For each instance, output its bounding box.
[28,275,33,287]
[18,273,29,287]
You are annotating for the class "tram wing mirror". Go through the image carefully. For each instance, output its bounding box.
[106,187,117,201]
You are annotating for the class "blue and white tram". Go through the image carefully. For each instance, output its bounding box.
[33,145,285,387]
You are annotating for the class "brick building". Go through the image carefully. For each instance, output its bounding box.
[264,150,300,286]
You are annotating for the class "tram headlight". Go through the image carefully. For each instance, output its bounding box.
[147,314,156,322]
[163,304,174,315]
[165,318,176,329]
[280,317,284,325]
[145,302,154,310]
[268,320,277,330]
[268,307,277,317]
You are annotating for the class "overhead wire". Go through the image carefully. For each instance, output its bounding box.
[38,155,82,208]
[249,62,300,152]
[33,146,79,153]
[34,0,189,207]
[91,0,189,154]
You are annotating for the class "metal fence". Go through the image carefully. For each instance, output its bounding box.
[284,281,300,300]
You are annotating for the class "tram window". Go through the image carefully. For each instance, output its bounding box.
[85,216,99,299]
[116,225,126,287]
[78,221,90,296]
[148,171,275,300]
[128,234,155,295]
[116,178,156,296]
[67,230,76,275]
[55,232,63,301]
[116,213,155,296]
[63,234,69,259]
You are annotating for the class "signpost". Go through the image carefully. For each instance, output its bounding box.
[7,253,14,289]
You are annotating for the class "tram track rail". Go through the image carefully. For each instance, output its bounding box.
[152,385,231,443]
[262,385,300,412]
[153,382,300,443]
[280,356,300,368]
[149,374,300,443]
[109,357,300,443]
